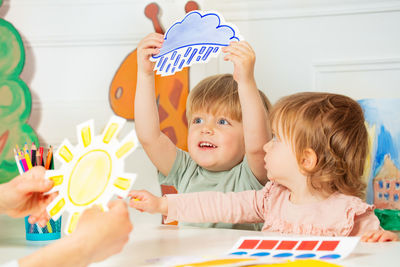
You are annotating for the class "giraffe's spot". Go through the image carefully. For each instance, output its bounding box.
[158,104,169,123]
[162,126,177,145]
[169,79,183,110]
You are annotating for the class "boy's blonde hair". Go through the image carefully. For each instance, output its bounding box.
[186,74,271,122]
[271,92,368,199]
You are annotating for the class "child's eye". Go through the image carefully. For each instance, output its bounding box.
[217,118,230,125]
[192,117,203,124]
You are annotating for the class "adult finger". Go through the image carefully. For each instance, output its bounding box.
[108,199,128,212]
[17,178,53,194]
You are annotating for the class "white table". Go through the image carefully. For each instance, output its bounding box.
[1,213,400,267]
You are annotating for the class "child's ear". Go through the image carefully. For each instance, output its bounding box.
[301,148,317,171]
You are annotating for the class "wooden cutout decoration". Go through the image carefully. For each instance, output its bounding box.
[0,1,38,183]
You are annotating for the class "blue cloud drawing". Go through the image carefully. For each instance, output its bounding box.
[151,11,242,76]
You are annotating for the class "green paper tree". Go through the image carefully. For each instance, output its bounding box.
[0,1,38,183]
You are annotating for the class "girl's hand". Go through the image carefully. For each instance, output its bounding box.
[128,190,168,215]
[137,33,164,75]
[361,229,399,242]
[222,41,256,85]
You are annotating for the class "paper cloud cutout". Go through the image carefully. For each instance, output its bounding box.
[151,11,242,76]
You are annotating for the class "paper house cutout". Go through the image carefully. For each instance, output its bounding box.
[46,116,138,234]
[151,10,242,76]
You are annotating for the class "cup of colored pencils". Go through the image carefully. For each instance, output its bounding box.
[14,142,62,241]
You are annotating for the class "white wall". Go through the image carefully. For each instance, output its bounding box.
[2,0,400,198]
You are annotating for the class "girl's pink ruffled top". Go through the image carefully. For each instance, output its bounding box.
[166,182,381,236]
[261,183,381,236]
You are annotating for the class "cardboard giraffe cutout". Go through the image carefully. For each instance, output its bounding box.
[109,2,201,152]
[0,1,38,183]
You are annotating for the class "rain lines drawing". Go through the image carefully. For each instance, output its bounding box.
[45,116,138,234]
[151,10,242,76]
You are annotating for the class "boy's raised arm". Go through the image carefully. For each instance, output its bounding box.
[135,33,177,176]
[222,41,271,184]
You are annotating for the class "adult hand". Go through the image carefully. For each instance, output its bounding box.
[0,166,56,225]
[72,200,133,263]
[19,200,133,267]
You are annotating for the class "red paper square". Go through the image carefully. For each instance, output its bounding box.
[238,239,260,249]
[317,241,339,251]
[256,240,279,250]
[276,240,298,250]
[296,241,319,250]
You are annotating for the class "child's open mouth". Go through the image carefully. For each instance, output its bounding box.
[198,141,217,149]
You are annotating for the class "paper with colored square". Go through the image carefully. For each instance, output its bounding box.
[229,236,360,260]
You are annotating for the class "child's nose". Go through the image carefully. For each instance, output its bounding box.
[201,124,214,135]
[263,141,272,152]
[201,128,213,135]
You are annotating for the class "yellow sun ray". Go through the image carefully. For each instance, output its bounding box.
[76,120,94,148]
[112,173,137,198]
[67,212,81,234]
[56,139,75,164]
[115,130,138,160]
[101,116,126,145]
[47,196,66,220]
[45,170,65,195]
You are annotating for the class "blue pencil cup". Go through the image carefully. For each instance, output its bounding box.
[24,216,62,241]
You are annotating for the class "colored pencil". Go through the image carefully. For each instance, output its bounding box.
[14,149,24,174]
[15,145,22,157]
[24,143,33,170]
[19,152,29,172]
[45,146,53,170]
[36,147,41,167]
[15,145,24,171]
[31,143,37,166]
[39,147,44,166]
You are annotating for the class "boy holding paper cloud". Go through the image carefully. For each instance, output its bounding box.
[133,31,271,231]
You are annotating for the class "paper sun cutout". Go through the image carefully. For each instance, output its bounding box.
[45,116,138,234]
[151,10,242,76]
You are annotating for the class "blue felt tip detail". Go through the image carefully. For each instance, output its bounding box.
[320,254,341,259]
[230,251,248,255]
[202,47,214,61]
[184,47,192,57]
[187,48,198,65]
[273,253,293,258]
[174,54,181,66]
[250,252,271,257]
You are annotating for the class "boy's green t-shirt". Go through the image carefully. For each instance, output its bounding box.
[158,149,264,231]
